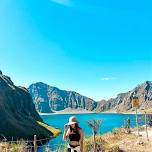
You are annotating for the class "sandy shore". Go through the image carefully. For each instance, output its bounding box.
[39,108,151,115]
[101,110,151,115]
[39,108,95,115]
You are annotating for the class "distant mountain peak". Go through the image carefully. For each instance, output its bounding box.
[28,83,97,112]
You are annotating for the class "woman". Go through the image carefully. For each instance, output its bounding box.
[63,116,84,152]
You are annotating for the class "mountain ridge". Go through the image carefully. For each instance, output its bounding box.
[96,81,152,112]
[28,81,152,113]
[0,71,59,140]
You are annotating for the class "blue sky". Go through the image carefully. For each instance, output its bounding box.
[0,0,152,100]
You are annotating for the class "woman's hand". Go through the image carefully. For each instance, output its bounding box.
[64,124,68,130]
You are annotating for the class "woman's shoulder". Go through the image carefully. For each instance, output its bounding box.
[78,127,82,130]
[78,127,83,132]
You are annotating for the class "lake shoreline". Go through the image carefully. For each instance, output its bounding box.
[39,110,146,116]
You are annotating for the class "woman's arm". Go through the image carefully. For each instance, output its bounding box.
[79,129,84,152]
[63,125,69,141]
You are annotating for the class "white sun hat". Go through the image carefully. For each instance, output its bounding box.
[66,116,78,125]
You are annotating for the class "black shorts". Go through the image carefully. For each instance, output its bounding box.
[67,148,78,152]
[67,144,80,152]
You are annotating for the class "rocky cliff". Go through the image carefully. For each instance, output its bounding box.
[28,81,152,113]
[28,82,97,112]
[0,71,56,140]
[96,81,152,112]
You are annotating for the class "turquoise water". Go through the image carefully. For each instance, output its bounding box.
[39,113,144,151]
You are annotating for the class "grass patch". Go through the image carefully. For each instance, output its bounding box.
[83,128,152,152]
[0,141,27,152]
[37,121,61,137]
